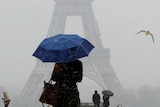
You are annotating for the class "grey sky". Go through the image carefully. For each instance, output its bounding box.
[0,0,160,102]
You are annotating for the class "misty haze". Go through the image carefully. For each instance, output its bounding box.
[1,0,160,107]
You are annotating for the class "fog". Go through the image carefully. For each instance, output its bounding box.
[0,0,160,106]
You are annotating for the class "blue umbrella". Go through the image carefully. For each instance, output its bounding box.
[33,34,94,63]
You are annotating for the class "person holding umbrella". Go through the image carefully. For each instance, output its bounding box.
[102,95,110,107]
[33,34,94,107]
[50,59,83,107]
[102,90,113,107]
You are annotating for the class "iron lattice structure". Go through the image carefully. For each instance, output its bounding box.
[15,0,125,107]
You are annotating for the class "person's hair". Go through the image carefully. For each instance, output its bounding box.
[95,90,97,93]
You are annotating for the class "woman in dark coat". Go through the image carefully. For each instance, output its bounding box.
[51,59,83,107]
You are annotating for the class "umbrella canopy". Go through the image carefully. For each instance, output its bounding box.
[102,90,113,96]
[33,34,94,63]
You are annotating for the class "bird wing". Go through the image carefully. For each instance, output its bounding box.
[148,32,154,43]
[136,30,146,35]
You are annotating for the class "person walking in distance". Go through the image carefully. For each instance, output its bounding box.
[92,90,100,107]
[103,95,110,107]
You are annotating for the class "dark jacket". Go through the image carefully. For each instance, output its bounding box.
[92,93,100,104]
[51,60,83,86]
[50,60,83,107]
[103,95,110,107]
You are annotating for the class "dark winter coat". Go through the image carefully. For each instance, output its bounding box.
[92,93,100,104]
[51,60,83,107]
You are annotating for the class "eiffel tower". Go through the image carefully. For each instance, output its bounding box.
[15,0,124,107]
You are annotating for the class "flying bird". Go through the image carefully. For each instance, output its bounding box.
[136,30,154,43]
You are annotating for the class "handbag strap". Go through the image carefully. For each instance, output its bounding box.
[41,103,44,107]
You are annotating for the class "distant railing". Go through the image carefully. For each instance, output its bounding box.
[80,102,93,107]
[80,102,103,107]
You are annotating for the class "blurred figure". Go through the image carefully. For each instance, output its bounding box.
[103,95,110,107]
[92,90,100,107]
[2,91,10,107]
[51,59,83,107]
